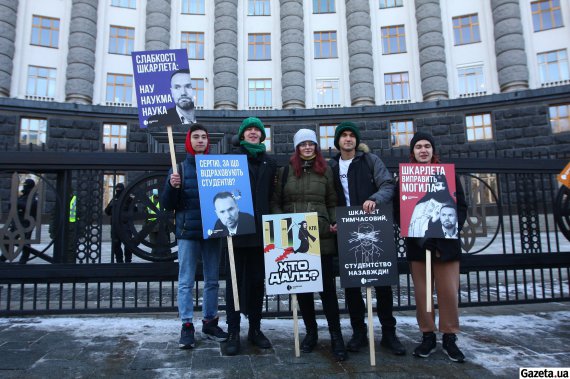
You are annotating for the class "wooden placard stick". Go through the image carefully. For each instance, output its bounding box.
[426,249,432,313]
[227,236,240,311]
[366,287,376,366]
[292,293,300,357]
[166,125,178,176]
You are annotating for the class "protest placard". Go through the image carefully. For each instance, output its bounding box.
[262,212,323,295]
[557,161,570,189]
[131,49,191,129]
[399,163,458,239]
[195,155,255,240]
[336,205,398,288]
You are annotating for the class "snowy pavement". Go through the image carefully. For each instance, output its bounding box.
[0,302,569,378]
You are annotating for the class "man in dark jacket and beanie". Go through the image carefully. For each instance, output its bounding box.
[329,121,406,356]
[104,183,134,263]
[161,123,228,349]
[225,116,277,356]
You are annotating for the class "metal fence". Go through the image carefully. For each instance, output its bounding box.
[0,149,569,316]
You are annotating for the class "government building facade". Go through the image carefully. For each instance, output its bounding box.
[0,0,569,176]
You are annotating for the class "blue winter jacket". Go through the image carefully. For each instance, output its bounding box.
[161,154,203,240]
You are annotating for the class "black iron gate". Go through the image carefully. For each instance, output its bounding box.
[1,151,569,316]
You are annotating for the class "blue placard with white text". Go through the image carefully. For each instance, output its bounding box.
[195,155,255,240]
[131,49,189,128]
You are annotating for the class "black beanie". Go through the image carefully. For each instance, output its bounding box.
[409,132,436,154]
[334,121,360,149]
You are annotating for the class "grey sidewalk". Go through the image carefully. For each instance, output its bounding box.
[0,302,569,379]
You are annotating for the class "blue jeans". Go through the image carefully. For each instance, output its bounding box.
[177,238,221,323]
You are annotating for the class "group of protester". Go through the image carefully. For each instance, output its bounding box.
[160,117,468,364]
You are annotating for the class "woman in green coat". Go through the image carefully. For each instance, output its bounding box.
[271,128,347,361]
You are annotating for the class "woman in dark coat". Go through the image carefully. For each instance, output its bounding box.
[271,128,347,361]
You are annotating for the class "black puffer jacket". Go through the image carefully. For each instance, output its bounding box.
[161,155,203,240]
[232,147,277,248]
[329,150,395,207]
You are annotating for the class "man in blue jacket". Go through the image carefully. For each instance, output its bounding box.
[161,123,228,349]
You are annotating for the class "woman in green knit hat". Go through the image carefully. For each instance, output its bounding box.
[225,116,277,356]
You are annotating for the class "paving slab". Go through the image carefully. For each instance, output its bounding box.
[0,302,568,378]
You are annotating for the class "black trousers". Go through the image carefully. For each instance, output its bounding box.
[225,246,265,333]
[297,254,341,333]
[345,285,397,331]
[111,236,132,263]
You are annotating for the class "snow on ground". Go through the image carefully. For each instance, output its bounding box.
[1,310,569,377]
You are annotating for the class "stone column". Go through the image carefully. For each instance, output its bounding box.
[280,0,305,109]
[345,0,375,106]
[145,0,171,50]
[415,0,448,101]
[213,0,238,110]
[491,0,529,92]
[0,0,18,97]
[65,0,98,104]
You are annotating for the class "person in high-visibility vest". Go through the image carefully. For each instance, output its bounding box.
[69,194,76,223]
[147,189,160,250]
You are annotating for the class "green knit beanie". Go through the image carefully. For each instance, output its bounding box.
[238,117,266,142]
[334,121,360,149]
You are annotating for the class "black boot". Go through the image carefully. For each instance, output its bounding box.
[330,330,348,361]
[225,331,241,356]
[301,328,318,353]
[346,324,368,352]
[248,328,272,349]
[380,328,406,355]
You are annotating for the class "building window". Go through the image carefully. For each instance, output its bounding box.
[314,0,335,13]
[471,173,498,205]
[458,65,485,96]
[248,0,270,16]
[182,0,205,14]
[549,104,570,133]
[531,0,563,32]
[314,31,338,59]
[466,113,493,141]
[319,124,337,151]
[384,72,409,102]
[452,14,481,45]
[380,0,403,9]
[248,33,271,60]
[103,173,126,210]
[20,118,47,146]
[181,32,205,60]
[31,15,60,48]
[103,123,128,151]
[191,78,205,108]
[316,79,340,107]
[390,120,414,147]
[26,66,56,99]
[538,49,569,84]
[106,73,133,104]
[248,79,272,108]
[263,126,272,152]
[381,25,406,54]
[111,0,136,8]
[109,26,134,55]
